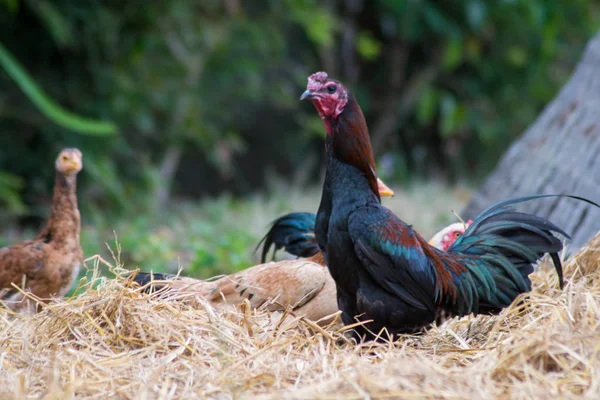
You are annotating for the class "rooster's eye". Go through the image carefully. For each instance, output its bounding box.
[326,85,337,94]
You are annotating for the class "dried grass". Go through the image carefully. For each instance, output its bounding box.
[1,232,599,399]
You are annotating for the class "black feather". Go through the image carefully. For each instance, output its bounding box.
[256,212,320,262]
[444,194,600,311]
[129,271,177,294]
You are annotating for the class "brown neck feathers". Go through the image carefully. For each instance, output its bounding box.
[331,96,380,201]
[37,171,80,245]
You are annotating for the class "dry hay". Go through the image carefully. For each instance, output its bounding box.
[1,233,600,399]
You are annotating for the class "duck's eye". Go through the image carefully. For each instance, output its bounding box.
[326,85,337,94]
[454,232,461,238]
[62,156,68,161]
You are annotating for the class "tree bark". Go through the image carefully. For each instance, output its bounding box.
[462,31,600,251]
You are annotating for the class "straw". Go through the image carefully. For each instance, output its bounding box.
[1,233,599,399]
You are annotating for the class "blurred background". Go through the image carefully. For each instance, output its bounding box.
[1,0,598,279]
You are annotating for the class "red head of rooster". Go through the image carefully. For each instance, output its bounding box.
[300,72,350,135]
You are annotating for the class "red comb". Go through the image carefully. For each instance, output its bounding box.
[307,71,329,91]
[309,71,328,82]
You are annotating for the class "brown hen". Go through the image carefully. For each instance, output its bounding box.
[0,148,83,312]
[135,253,337,322]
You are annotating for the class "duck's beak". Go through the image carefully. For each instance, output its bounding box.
[377,178,395,198]
[300,90,314,101]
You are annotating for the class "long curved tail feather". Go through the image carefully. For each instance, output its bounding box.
[441,194,600,315]
[256,212,319,262]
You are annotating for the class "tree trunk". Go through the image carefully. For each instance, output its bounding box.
[462,31,600,252]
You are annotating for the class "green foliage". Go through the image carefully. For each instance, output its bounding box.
[287,0,338,47]
[0,0,598,218]
[0,171,26,214]
[357,31,382,61]
[0,42,116,135]
[28,0,74,47]
[380,0,598,173]
[81,196,270,280]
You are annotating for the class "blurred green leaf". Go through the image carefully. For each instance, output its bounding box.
[287,0,337,47]
[466,0,487,31]
[0,42,117,135]
[465,35,482,61]
[1,0,19,13]
[440,93,463,138]
[525,2,546,27]
[28,0,74,47]
[0,171,27,214]
[416,85,438,125]
[422,2,459,36]
[356,31,382,61]
[506,46,528,67]
[443,38,463,70]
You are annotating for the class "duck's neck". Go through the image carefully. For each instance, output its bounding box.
[39,172,80,245]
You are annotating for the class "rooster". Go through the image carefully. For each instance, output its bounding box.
[132,207,468,325]
[300,71,598,339]
[0,148,83,312]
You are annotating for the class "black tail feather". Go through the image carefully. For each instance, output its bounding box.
[467,194,600,289]
[473,194,600,234]
[550,252,564,290]
[129,271,178,294]
[447,194,600,313]
[256,212,320,262]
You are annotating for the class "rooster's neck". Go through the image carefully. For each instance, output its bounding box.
[314,95,380,258]
[329,96,380,202]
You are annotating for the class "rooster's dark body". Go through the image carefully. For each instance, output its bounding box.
[301,72,589,340]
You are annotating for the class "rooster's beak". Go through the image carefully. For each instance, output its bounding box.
[376,178,395,198]
[300,90,314,101]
